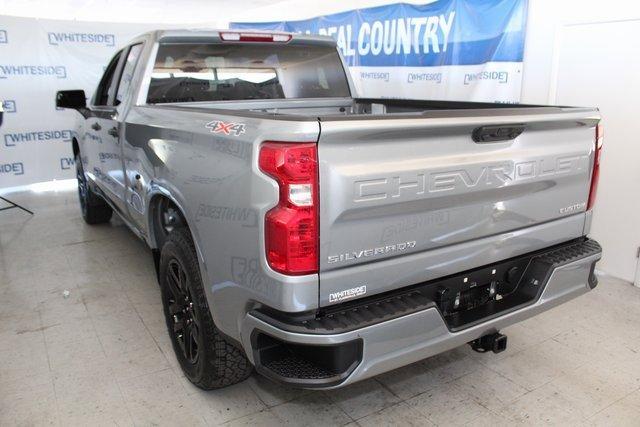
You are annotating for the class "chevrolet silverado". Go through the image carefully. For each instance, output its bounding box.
[56,29,603,389]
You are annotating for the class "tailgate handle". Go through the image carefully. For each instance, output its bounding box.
[472,124,525,143]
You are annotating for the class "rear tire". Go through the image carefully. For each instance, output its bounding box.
[75,153,112,224]
[159,227,253,389]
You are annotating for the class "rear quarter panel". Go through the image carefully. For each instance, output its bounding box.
[121,106,320,340]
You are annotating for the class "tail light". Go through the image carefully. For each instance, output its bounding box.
[259,142,318,275]
[219,32,292,43]
[587,123,603,210]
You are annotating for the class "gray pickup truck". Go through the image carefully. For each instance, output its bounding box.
[56,29,603,390]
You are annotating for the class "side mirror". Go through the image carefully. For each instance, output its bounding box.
[56,90,86,110]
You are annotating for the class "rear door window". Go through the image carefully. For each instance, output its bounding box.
[115,43,143,106]
[94,50,123,106]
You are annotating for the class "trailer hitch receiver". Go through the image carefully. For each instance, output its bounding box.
[470,332,508,354]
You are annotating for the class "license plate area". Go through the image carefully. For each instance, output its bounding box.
[431,257,537,330]
[435,258,530,316]
[432,238,599,330]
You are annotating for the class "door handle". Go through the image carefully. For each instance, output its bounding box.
[108,127,119,138]
[472,124,525,143]
[91,122,101,131]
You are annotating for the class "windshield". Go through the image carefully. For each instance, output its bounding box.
[147,42,351,103]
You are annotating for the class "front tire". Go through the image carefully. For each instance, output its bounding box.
[159,227,253,389]
[75,153,112,224]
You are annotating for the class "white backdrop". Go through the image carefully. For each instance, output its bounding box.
[0,16,166,189]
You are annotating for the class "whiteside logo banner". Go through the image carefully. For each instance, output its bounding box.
[47,32,115,46]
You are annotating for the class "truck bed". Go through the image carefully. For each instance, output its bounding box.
[150,97,592,120]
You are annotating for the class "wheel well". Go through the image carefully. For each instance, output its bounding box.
[149,195,188,250]
[72,138,79,157]
[150,195,189,275]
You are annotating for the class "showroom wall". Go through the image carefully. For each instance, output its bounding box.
[520,0,640,284]
[0,16,174,188]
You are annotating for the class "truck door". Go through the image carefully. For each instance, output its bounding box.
[86,49,127,214]
[110,43,144,221]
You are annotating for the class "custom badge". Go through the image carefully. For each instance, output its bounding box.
[205,120,246,136]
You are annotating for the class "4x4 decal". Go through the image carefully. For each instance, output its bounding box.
[206,120,246,136]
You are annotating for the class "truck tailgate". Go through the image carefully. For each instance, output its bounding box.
[317,107,599,307]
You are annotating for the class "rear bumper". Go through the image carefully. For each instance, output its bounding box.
[240,239,601,389]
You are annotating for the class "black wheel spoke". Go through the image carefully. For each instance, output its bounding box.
[190,311,200,328]
[190,323,199,352]
[166,261,185,300]
[189,323,199,363]
[189,302,200,328]
[167,278,181,301]
[179,267,188,292]
[165,257,199,365]
[177,330,186,354]
[169,263,181,289]
[173,318,184,334]
[184,322,194,361]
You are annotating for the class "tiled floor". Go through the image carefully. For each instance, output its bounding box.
[1,188,640,426]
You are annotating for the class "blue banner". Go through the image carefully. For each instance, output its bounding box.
[231,0,528,68]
